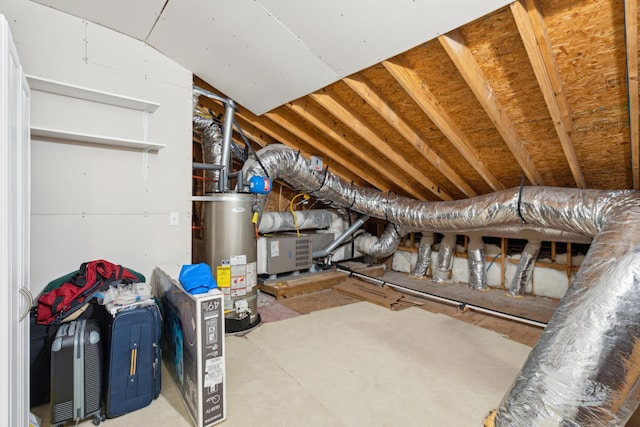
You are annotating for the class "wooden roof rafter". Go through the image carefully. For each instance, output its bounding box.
[342,73,478,198]
[292,94,434,200]
[439,29,545,187]
[285,100,401,193]
[382,57,507,192]
[522,0,574,132]
[310,88,451,201]
[264,109,390,190]
[624,0,639,189]
[198,98,276,149]
[511,0,586,188]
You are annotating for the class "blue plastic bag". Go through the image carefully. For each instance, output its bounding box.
[179,263,217,294]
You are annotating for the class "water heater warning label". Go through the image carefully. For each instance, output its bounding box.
[216,266,231,288]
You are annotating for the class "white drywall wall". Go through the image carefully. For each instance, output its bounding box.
[1,0,193,295]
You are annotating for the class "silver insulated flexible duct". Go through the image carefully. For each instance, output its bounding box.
[411,232,434,278]
[193,116,222,192]
[355,223,408,258]
[467,234,487,291]
[243,143,640,425]
[433,234,456,283]
[507,240,541,297]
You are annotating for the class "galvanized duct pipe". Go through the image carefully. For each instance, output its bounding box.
[243,143,640,424]
[313,215,370,259]
[507,240,541,298]
[411,232,435,278]
[467,234,487,291]
[433,234,456,283]
[258,209,340,234]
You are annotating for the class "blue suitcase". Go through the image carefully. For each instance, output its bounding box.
[103,304,162,418]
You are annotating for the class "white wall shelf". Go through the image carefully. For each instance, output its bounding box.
[26,75,160,112]
[31,126,165,151]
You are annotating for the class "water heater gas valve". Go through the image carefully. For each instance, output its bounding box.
[234,299,250,318]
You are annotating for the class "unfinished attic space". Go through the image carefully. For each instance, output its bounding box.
[190,0,640,425]
[3,0,640,426]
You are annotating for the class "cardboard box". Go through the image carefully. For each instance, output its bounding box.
[156,265,226,427]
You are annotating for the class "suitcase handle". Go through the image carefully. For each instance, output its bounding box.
[130,348,137,375]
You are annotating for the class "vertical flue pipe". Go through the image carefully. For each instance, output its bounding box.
[411,232,435,278]
[507,240,541,297]
[467,234,487,291]
[433,234,456,283]
[218,99,236,192]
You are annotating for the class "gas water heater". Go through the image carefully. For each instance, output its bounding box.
[194,88,271,333]
[204,193,260,333]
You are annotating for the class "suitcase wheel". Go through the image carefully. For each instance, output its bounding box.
[92,413,106,425]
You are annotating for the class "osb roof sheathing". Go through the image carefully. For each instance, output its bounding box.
[194,0,639,200]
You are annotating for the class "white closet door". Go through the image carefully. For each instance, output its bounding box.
[1,14,31,427]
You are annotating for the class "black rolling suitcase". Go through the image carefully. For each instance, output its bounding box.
[30,307,57,408]
[50,318,105,426]
[103,303,162,418]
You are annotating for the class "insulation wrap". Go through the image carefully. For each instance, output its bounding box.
[433,234,456,283]
[258,209,339,234]
[507,240,541,297]
[411,233,434,278]
[467,235,487,291]
[194,116,222,193]
[243,144,631,238]
[495,204,640,426]
[354,223,408,258]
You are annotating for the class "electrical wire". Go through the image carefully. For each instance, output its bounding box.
[289,193,309,236]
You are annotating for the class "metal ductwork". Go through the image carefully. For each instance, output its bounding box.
[258,209,340,234]
[467,234,487,291]
[354,223,408,258]
[411,232,434,278]
[313,214,370,259]
[193,116,222,192]
[507,240,541,298]
[242,143,640,425]
[433,234,456,283]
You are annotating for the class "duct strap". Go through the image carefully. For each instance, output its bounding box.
[348,182,357,209]
[313,166,330,192]
[517,175,526,223]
